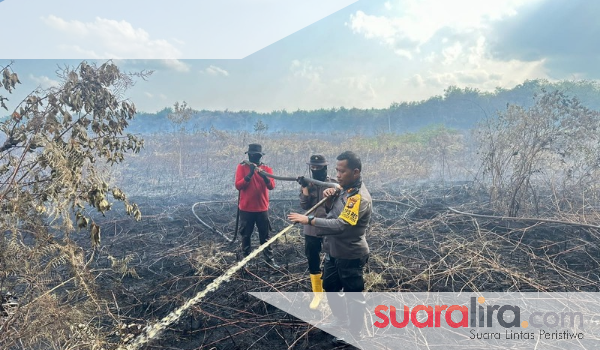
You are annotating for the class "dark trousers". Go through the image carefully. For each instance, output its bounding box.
[239,210,273,261]
[322,254,368,293]
[304,235,322,274]
[323,254,368,333]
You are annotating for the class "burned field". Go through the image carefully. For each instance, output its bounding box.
[5,124,600,349]
[84,181,600,350]
[4,62,600,350]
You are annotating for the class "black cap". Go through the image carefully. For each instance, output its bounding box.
[307,154,327,166]
[245,143,264,155]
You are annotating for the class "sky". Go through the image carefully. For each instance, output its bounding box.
[1,0,598,113]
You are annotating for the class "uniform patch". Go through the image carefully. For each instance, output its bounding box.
[339,194,361,225]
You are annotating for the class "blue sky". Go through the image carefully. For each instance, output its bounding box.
[1,0,598,113]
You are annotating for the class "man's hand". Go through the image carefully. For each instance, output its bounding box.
[296,176,309,187]
[258,169,270,184]
[287,212,308,225]
[244,167,256,182]
[243,162,258,182]
[323,186,341,197]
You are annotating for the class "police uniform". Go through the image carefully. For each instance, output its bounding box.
[312,178,371,336]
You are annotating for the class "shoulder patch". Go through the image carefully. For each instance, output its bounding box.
[339,194,361,225]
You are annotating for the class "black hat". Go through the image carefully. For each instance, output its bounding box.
[245,143,264,155]
[307,154,327,166]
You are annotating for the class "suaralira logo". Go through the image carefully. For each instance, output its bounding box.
[250,292,599,350]
[374,296,585,340]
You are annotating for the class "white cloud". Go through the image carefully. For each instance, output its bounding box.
[348,0,539,58]
[41,15,89,37]
[29,74,60,89]
[172,38,186,46]
[441,42,463,65]
[418,51,547,91]
[114,59,190,72]
[315,74,388,109]
[349,0,548,98]
[290,59,322,83]
[348,11,403,47]
[409,74,425,88]
[57,44,104,59]
[41,15,182,59]
[334,75,381,101]
[394,49,413,60]
[286,59,386,108]
[384,1,393,10]
[162,60,190,72]
[203,65,229,77]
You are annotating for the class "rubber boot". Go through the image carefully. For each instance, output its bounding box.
[348,293,366,333]
[309,273,323,309]
[333,293,366,345]
[320,292,348,330]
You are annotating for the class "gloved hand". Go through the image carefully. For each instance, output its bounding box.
[244,170,255,182]
[297,176,309,187]
[259,171,270,184]
[244,163,257,182]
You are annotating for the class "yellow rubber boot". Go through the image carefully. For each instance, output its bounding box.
[309,273,323,309]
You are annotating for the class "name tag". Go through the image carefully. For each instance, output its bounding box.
[339,194,361,225]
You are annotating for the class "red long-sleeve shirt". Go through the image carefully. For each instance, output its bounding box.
[234,162,275,212]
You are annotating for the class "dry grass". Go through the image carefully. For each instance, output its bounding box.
[4,129,600,349]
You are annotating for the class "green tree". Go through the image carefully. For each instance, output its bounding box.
[0,61,148,349]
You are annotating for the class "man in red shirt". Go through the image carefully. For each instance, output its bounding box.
[234,144,278,268]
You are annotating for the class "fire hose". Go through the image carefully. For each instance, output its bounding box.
[191,162,342,244]
[192,200,236,243]
[120,195,332,350]
[129,168,600,349]
[192,198,337,243]
[126,165,423,349]
[241,160,340,189]
[192,161,419,243]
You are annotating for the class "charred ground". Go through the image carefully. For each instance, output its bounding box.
[84,182,600,350]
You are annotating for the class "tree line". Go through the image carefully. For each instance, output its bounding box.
[129,79,600,135]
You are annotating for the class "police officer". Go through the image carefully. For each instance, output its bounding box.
[288,150,371,345]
